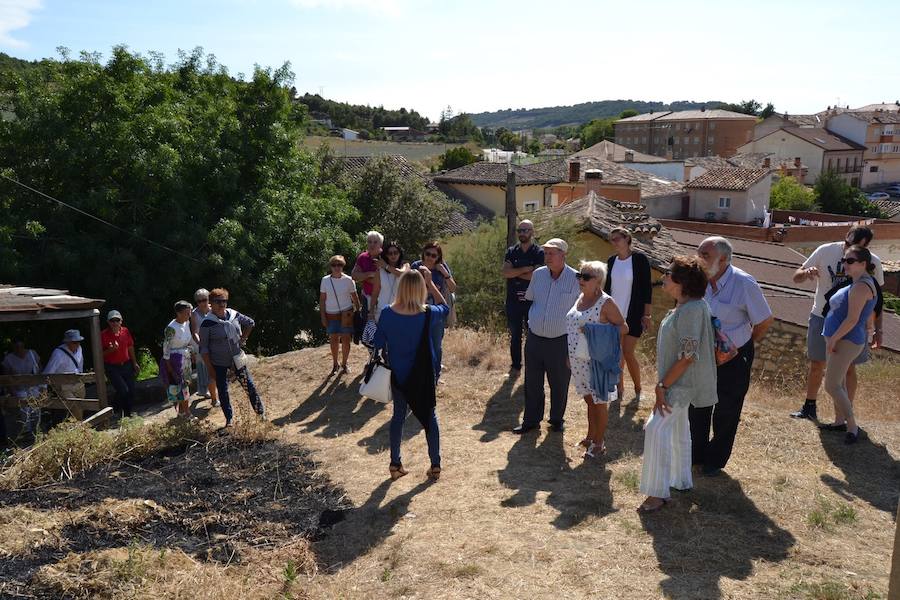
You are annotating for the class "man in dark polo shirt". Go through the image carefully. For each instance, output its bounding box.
[502,219,544,371]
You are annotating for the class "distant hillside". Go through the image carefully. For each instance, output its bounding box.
[0,52,42,74]
[470,99,727,130]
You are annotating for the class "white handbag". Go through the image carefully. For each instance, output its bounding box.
[360,351,392,404]
[573,331,591,361]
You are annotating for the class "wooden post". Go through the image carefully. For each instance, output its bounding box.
[889,503,900,600]
[506,166,517,247]
[89,309,108,411]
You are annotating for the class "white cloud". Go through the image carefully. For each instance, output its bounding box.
[289,0,405,16]
[0,0,42,48]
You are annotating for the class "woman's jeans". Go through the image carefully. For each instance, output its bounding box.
[106,362,136,417]
[213,364,265,421]
[390,384,440,467]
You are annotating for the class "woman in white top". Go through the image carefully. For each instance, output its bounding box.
[566,260,627,458]
[604,227,653,403]
[370,240,410,322]
[319,255,361,374]
[163,300,194,417]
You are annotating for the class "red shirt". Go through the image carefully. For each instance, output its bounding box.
[101,327,134,365]
[355,251,377,296]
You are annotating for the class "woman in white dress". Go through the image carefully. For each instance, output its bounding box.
[566,260,628,458]
[163,301,194,417]
[370,240,410,322]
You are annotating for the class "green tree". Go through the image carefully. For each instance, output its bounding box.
[527,138,542,155]
[438,146,478,170]
[619,109,639,119]
[769,176,817,210]
[0,46,358,353]
[760,102,776,119]
[813,170,883,218]
[497,130,520,151]
[580,118,615,147]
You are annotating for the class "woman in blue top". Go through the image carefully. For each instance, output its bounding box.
[821,245,878,444]
[411,241,456,371]
[374,267,449,481]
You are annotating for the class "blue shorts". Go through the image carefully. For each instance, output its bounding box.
[326,319,354,335]
[807,313,868,365]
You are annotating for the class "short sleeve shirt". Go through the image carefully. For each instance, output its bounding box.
[101,327,134,365]
[802,241,885,317]
[355,252,377,296]
[525,265,581,338]
[320,274,357,313]
[411,260,453,305]
[704,265,772,349]
[505,243,545,302]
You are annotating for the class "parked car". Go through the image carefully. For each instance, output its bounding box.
[866,192,890,201]
[884,185,900,197]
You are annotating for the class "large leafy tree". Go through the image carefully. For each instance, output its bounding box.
[813,170,883,218]
[769,176,817,211]
[0,46,357,354]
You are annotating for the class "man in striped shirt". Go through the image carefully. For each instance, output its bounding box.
[513,238,581,434]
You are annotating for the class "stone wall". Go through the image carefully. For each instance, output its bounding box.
[752,319,809,387]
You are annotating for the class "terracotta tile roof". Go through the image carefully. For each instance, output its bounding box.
[685,156,732,170]
[533,157,684,200]
[618,109,757,123]
[727,152,808,171]
[685,167,770,191]
[851,103,900,112]
[778,127,866,151]
[573,140,667,163]
[842,110,900,124]
[615,111,671,122]
[432,161,560,186]
[784,114,823,127]
[669,229,807,265]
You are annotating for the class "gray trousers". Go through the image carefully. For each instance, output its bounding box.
[523,332,570,426]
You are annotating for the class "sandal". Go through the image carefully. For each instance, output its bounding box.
[577,438,591,449]
[389,463,408,481]
[583,441,607,459]
[637,498,669,513]
[426,466,442,481]
[340,364,349,374]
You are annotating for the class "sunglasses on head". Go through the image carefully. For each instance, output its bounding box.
[424,252,439,258]
[841,257,863,265]
[575,272,595,281]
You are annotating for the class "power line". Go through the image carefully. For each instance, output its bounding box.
[1,173,203,264]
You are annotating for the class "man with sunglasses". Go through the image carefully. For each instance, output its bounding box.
[513,238,580,434]
[790,226,884,421]
[101,310,139,417]
[502,219,544,372]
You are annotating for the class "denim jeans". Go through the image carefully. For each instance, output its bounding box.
[390,384,440,468]
[213,364,264,422]
[106,362,136,416]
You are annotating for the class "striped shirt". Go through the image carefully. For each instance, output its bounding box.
[525,265,580,338]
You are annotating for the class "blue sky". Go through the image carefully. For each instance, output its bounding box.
[2,0,899,122]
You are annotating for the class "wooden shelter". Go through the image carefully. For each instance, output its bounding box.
[0,284,107,420]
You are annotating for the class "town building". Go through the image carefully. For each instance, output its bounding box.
[431,162,559,215]
[753,112,826,140]
[381,126,427,142]
[683,167,771,224]
[614,109,757,159]
[737,127,865,186]
[826,109,900,185]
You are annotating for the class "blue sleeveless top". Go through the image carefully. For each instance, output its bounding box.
[822,275,877,345]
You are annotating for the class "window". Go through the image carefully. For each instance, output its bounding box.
[708,136,715,144]
[694,136,700,144]
[524,201,538,212]
[828,158,833,170]
[870,165,879,173]
[710,122,716,130]
[719,197,731,208]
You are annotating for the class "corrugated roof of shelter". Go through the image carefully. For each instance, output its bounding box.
[0,285,105,314]
[432,161,561,186]
[544,191,682,271]
[333,155,490,236]
[776,127,867,151]
[573,140,667,163]
[842,110,900,124]
[727,152,808,170]
[685,167,770,191]
[685,156,732,170]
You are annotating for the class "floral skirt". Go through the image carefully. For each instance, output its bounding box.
[164,352,191,405]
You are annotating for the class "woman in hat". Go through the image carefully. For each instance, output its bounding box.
[101,310,139,417]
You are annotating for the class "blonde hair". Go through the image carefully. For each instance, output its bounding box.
[329,255,346,267]
[579,260,608,289]
[392,269,427,313]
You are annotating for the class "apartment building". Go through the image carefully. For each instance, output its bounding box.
[826,109,900,185]
[614,109,757,159]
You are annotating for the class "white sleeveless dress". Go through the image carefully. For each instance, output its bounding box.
[566,293,616,404]
[374,268,401,321]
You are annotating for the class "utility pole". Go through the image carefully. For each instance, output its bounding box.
[506,162,517,247]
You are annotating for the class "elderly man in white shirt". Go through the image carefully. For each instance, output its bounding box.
[693,237,774,477]
[43,329,86,400]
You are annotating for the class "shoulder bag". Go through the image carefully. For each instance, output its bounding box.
[359,348,392,404]
[330,278,355,329]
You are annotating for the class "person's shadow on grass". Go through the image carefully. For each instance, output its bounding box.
[272,374,381,436]
[314,478,432,571]
[639,473,795,600]
[818,428,899,515]
[471,372,522,443]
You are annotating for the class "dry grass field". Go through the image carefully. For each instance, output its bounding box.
[1,328,898,599]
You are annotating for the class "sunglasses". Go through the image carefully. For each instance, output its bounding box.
[575,272,595,281]
[841,257,863,264]
[109,318,122,322]
[211,298,228,304]
[516,228,532,234]
[330,263,343,268]
[424,252,439,258]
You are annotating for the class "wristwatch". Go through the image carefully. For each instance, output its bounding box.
[656,382,668,390]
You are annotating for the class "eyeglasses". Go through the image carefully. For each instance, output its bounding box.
[841,257,862,265]
[575,272,595,281]
[330,263,343,268]
[211,298,228,304]
[424,252,439,258]
[516,228,532,234]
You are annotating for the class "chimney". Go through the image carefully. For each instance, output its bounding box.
[763,157,771,169]
[624,150,634,162]
[794,156,801,167]
[585,169,603,196]
[568,161,581,183]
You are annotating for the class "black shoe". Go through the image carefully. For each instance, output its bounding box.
[548,421,565,433]
[510,364,522,371]
[844,428,863,445]
[512,424,538,435]
[790,402,817,420]
[701,466,722,477]
[818,422,847,432]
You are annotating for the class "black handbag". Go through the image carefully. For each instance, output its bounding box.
[353,310,364,345]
